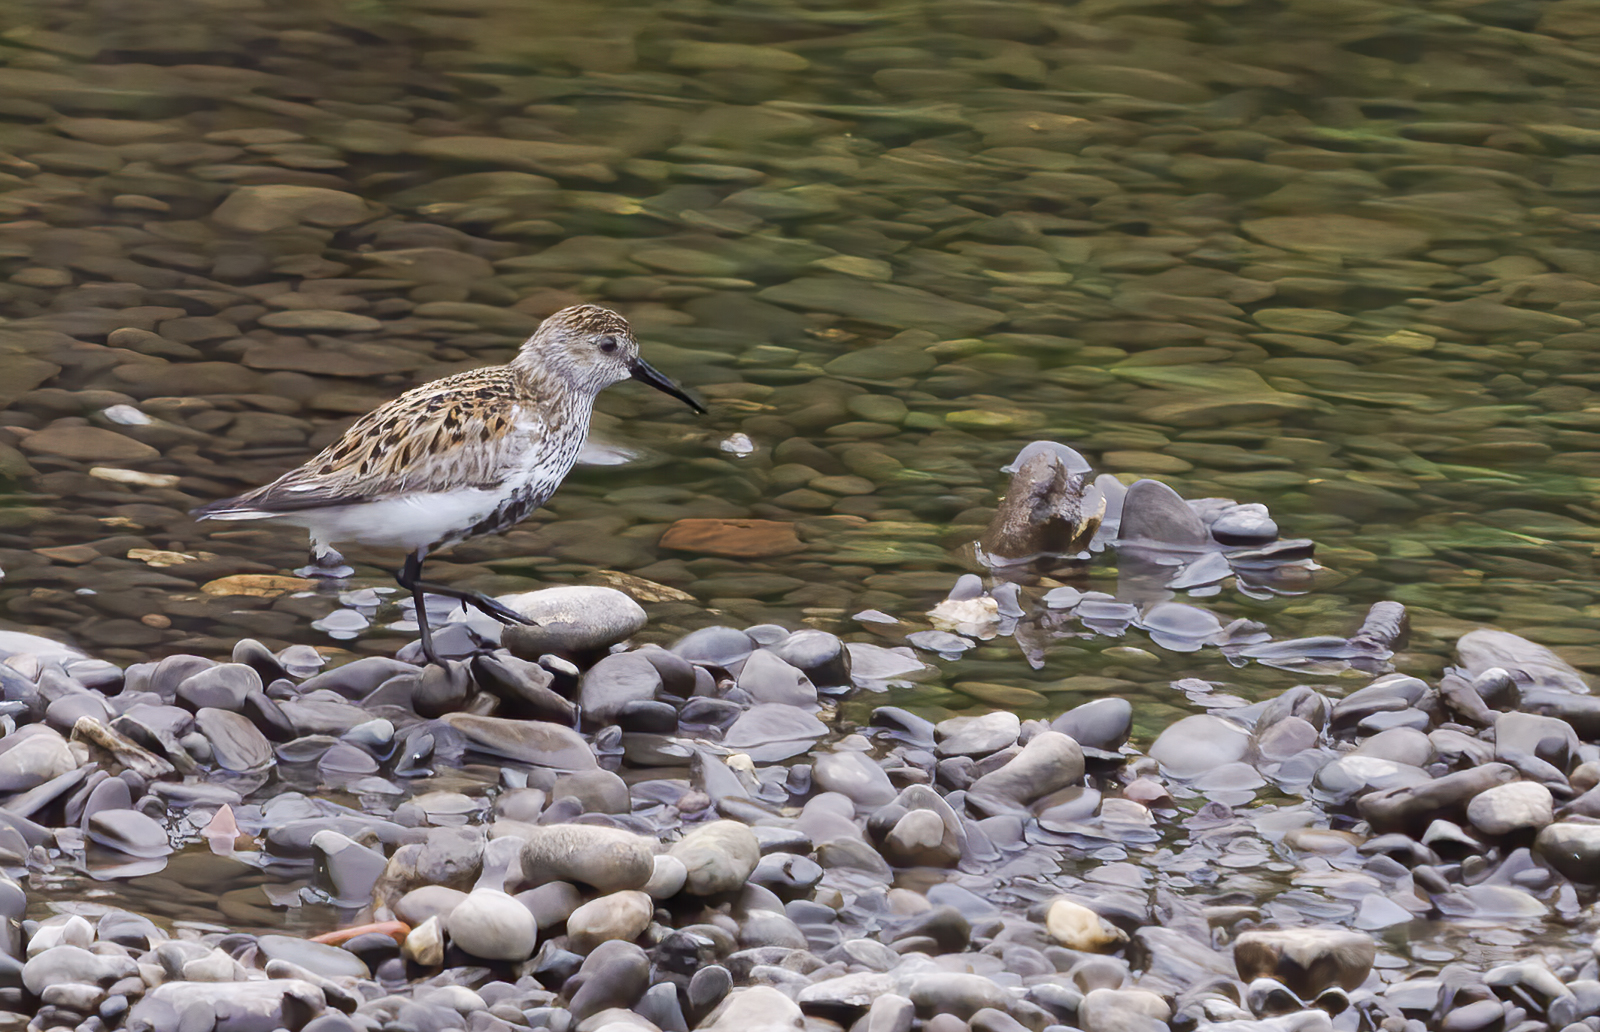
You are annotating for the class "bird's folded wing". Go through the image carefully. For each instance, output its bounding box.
[198,369,542,515]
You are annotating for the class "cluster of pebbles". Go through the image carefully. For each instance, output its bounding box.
[0,584,1595,1032]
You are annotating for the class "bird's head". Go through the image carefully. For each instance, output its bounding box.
[515,304,703,412]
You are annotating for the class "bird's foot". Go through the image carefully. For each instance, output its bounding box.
[296,546,355,580]
[463,593,533,626]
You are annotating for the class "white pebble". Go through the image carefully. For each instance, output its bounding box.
[312,609,370,639]
[88,467,179,489]
[101,405,151,426]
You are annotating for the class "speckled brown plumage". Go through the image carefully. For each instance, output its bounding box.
[211,364,580,517]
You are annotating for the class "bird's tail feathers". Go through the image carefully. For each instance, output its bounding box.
[190,500,276,521]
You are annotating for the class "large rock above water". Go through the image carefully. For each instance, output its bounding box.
[500,587,648,657]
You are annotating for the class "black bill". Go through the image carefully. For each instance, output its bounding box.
[631,357,706,413]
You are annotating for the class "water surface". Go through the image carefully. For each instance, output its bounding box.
[1,0,1599,720]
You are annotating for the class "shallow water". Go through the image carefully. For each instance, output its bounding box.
[2,0,1600,720]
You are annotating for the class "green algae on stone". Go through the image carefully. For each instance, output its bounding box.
[760,276,1005,334]
[1241,215,1431,257]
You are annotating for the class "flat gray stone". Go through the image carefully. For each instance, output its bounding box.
[256,934,370,979]
[441,714,596,770]
[194,707,273,772]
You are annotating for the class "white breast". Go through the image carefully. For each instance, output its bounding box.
[278,488,509,552]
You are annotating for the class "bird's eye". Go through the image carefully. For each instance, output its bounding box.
[598,337,619,353]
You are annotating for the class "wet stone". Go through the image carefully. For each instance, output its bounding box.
[907,972,1009,1019]
[812,750,896,808]
[672,626,757,669]
[1148,714,1249,777]
[670,820,760,895]
[501,587,648,657]
[178,665,265,713]
[1466,781,1554,836]
[1210,504,1278,545]
[1495,711,1580,772]
[86,809,170,859]
[1233,928,1376,998]
[22,947,133,995]
[1118,479,1209,548]
[982,450,1103,560]
[1046,899,1127,953]
[395,885,467,929]
[721,704,828,760]
[1456,628,1591,694]
[256,935,370,979]
[0,728,76,789]
[969,731,1085,807]
[472,654,575,725]
[567,945,651,1021]
[1052,698,1132,751]
[193,707,272,772]
[1358,763,1518,833]
[1534,822,1600,882]
[439,714,596,770]
[736,649,818,707]
[567,890,652,954]
[311,830,387,905]
[447,887,538,961]
[579,652,664,726]
[516,823,655,893]
[935,712,1020,757]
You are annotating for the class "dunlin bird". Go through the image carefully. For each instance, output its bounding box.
[193,304,703,664]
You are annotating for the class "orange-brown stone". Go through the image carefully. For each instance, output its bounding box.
[658,518,805,558]
[310,920,410,946]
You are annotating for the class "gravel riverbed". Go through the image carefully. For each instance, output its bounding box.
[0,590,1595,1032]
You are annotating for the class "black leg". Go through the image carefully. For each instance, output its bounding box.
[406,579,533,626]
[396,551,443,666]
